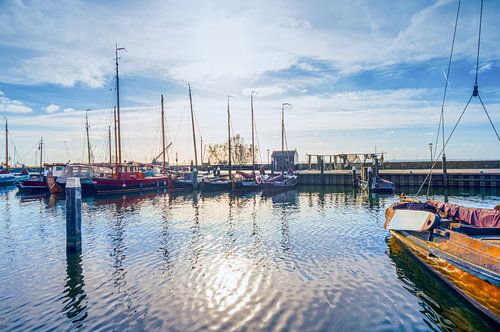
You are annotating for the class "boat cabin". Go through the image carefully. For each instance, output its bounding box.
[271,150,299,172]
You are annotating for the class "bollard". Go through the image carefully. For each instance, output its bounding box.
[192,168,198,189]
[66,177,82,252]
[367,166,373,192]
[352,166,357,187]
[319,156,325,185]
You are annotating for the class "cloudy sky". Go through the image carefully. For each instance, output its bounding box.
[1,0,499,166]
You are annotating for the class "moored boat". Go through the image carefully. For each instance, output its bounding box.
[384,198,500,323]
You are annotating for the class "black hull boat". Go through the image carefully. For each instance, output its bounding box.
[263,174,298,194]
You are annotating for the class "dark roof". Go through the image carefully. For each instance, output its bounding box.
[271,150,298,158]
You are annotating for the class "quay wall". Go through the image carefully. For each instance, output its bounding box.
[297,170,500,188]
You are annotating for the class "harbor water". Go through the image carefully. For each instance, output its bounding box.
[0,185,498,331]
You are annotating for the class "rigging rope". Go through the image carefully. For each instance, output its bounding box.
[428,0,461,196]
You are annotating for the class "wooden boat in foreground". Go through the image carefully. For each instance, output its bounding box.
[385,199,500,324]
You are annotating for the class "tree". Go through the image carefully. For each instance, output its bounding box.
[207,134,258,165]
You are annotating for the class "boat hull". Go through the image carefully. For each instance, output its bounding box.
[93,177,169,195]
[390,229,500,324]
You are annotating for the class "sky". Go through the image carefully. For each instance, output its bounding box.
[0,0,499,166]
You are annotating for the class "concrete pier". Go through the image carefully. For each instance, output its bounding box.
[66,177,82,252]
[297,169,500,188]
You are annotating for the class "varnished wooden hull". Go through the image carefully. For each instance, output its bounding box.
[390,229,500,324]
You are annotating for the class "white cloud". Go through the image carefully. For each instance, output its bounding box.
[1,0,498,90]
[0,91,32,113]
[43,104,61,113]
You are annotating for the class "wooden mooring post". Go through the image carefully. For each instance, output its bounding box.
[66,177,82,252]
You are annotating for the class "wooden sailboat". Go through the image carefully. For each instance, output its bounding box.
[201,96,233,191]
[92,46,170,195]
[385,1,499,323]
[168,84,198,191]
[0,118,30,186]
[263,103,297,193]
[233,91,264,191]
[0,118,16,186]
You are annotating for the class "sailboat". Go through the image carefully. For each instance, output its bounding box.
[92,46,170,195]
[384,0,499,324]
[18,138,57,193]
[233,91,265,191]
[263,103,298,193]
[0,118,30,186]
[200,96,233,191]
[168,84,199,191]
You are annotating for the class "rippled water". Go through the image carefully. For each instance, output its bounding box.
[0,185,498,331]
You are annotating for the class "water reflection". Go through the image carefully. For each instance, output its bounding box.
[387,237,494,331]
[62,251,87,328]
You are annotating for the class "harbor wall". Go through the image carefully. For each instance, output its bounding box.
[297,170,500,188]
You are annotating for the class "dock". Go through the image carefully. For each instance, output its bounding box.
[297,169,500,188]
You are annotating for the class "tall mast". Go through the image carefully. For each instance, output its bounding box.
[85,109,91,164]
[281,104,284,153]
[113,106,118,165]
[161,94,166,172]
[108,125,112,163]
[4,118,8,169]
[39,137,43,175]
[281,103,291,173]
[251,91,256,176]
[115,45,125,165]
[200,136,203,165]
[227,96,232,179]
[188,84,198,169]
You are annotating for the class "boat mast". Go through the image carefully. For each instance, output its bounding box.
[4,117,8,169]
[281,103,291,173]
[113,106,118,165]
[251,91,256,176]
[39,137,43,175]
[227,96,232,179]
[161,94,166,172]
[188,84,198,169]
[85,109,91,164]
[108,125,112,164]
[115,45,125,166]
[200,136,203,165]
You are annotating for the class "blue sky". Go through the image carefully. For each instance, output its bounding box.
[0,0,499,165]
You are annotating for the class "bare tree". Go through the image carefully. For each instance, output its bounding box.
[207,134,258,165]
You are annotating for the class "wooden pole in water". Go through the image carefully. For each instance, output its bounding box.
[188,84,198,169]
[161,94,166,173]
[66,177,82,253]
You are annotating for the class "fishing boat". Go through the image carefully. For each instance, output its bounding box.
[48,164,108,195]
[91,47,170,195]
[385,1,500,323]
[263,103,297,193]
[356,154,395,193]
[385,198,500,323]
[93,163,169,194]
